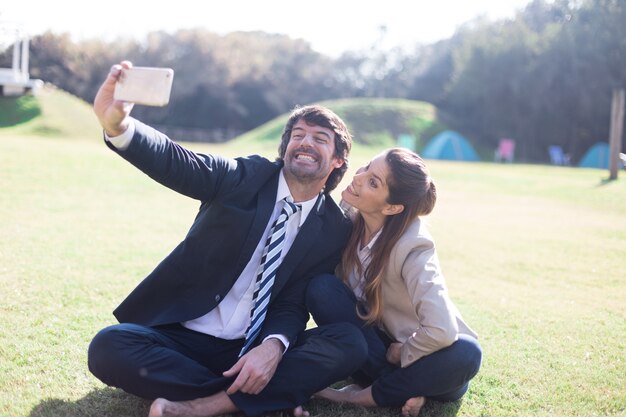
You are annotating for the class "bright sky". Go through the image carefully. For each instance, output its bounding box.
[1,0,532,57]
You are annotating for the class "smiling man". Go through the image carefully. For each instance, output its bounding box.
[87,61,367,417]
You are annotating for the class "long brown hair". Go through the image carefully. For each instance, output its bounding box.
[277,105,352,193]
[340,148,437,324]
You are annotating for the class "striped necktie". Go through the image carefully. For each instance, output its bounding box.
[239,198,300,356]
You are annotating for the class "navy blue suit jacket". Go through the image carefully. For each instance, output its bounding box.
[105,120,352,347]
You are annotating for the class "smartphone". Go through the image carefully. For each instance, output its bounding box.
[114,67,174,106]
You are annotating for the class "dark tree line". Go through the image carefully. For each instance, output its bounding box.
[1,0,624,162]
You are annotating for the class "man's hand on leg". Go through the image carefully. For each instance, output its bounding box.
[224,338,284,395]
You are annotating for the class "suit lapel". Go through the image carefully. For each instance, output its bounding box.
[273,193,325,291]
[235,172,279,271]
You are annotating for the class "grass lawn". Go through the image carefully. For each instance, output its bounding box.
[0,132,624,417]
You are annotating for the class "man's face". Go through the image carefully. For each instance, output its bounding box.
[283,119,344,186]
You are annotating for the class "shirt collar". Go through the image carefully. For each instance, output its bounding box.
[362,228,383,252]
[277,170,317,227]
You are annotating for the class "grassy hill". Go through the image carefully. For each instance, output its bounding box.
[232,97,447,155]
[0,84,100,139]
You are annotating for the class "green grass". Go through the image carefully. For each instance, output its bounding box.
[0,85,101,139]
[1,129,624,417]
[0,95,42,126]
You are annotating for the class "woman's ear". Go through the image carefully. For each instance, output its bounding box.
[382,204,404,216]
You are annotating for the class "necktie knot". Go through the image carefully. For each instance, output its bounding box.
[282,197,300,219]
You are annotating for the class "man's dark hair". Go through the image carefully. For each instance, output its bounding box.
[278,105,352,193]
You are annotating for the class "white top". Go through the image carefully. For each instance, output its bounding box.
[346,229,382,303]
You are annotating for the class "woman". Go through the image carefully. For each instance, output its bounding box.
[306,148,482,416]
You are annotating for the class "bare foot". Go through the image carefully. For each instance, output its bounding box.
[292,405,310,417]
[148,398,187,417]
[312,387,340,401]
[149,398,202,417]
[148,398,166,417]
[401,396,425,417]
[313,384,364,403]
[148,396,234,417]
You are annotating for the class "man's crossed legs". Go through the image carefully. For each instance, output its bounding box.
[88,322,367,417]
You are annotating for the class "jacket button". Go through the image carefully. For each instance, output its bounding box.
[215,294,221,302]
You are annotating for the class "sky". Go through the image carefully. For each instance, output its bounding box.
[1,0,533,57]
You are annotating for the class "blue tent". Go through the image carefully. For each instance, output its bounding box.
[422,130,480,161]
[578,142,609,169]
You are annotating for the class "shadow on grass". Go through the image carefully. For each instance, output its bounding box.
[306,398,463,417]
[28,387,150,417]
[596,175,625,187]
[28,387,462,417]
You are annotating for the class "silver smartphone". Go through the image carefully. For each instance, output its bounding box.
[114,67,174,106]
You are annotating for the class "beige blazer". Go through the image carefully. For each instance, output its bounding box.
[378,217,478,368]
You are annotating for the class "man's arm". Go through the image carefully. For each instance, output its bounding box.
[104,119,238,201]
[105,121,135,151]
[94,61,241,202]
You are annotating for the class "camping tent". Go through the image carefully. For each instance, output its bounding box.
[578,142,609,169]
[421,130,480,161]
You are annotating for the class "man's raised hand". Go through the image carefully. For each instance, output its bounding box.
[93,60,134,137]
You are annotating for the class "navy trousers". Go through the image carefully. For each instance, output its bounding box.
[306,273,482,407]
[88,321,367,417]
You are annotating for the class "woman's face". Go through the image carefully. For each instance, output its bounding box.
[341,152,394,216]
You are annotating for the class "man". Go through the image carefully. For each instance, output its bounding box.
[88,61,367,417]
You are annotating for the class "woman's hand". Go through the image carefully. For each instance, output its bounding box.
[386,342,402,365]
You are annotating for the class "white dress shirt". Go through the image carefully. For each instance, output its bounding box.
[182,173,316,347]
[106,121,317,349]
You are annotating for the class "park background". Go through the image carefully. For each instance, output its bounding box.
[1,0,625,416]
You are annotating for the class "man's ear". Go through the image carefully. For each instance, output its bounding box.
[332,158,344,169]
[383,204,404,216]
